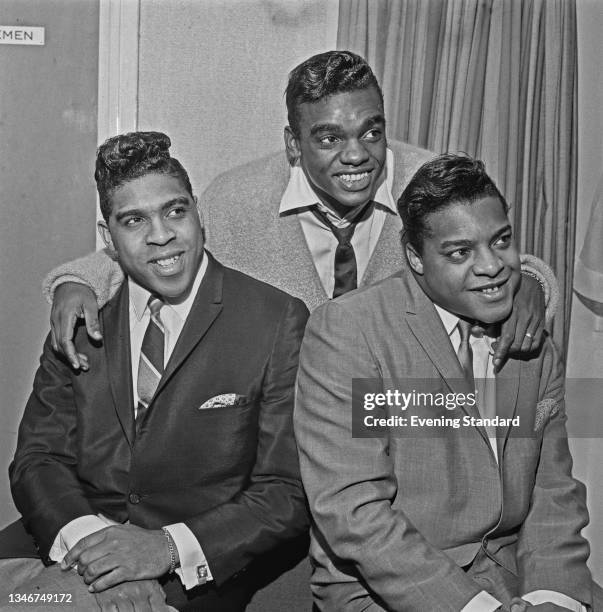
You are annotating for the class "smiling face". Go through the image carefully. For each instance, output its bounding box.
[406,196,521,325]
[98,173,204,303]
[284,86,387,217]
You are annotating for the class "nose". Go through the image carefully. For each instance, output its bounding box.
[473,247,504,277]
[146,217,175,245]
[340,138,370,165]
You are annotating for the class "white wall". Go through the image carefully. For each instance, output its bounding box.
[137,0,339,195]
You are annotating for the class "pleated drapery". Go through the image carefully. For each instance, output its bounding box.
[338,0,578,351]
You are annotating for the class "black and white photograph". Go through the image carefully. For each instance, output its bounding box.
[1,1,602,610]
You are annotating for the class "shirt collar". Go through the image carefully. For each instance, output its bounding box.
[433,303,497,347]
[279,147,397,218]
[129,250,209,322]
[433,303,460,337]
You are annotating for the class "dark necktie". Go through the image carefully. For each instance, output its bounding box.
[136,296,164,434]
[312,202,373,297]
[456,319,474,386]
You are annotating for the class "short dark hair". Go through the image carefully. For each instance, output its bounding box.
[285,50,383,135]
[398,153,508,253]
[95,131,193,221]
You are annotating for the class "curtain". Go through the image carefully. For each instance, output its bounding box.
[338,0,578,352]
[574,174,603,316]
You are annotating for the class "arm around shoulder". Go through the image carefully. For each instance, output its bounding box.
[42,248,124,307]
[519,254,559,325]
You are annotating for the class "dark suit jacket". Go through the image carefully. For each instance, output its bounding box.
[294,269,592,611]
[10,253,310,609]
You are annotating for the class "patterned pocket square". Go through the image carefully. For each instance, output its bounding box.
[198,394,246,410]
[534,397,560,432]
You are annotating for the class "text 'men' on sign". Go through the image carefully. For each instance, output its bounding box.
[0,26,45,45]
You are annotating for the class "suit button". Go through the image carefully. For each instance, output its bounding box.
[128,492,141,504]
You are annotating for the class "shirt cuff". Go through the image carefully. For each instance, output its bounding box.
[48,514,117,562]
[164,523,213,590]
[523,590,586,611]
[462,590,501,612]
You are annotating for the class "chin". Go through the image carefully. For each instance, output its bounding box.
[344,193,374,208]
[474,303,513,325]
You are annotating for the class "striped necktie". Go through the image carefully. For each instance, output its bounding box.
[136,296,164,434]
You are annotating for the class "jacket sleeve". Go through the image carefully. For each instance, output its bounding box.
[294,300,483,611]
[516,338,593,606]
[42,248,124,308]
[9,334,98,560]
[182,296,311,586]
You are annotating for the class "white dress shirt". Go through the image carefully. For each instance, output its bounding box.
[279,148,397,297]
[434,304,585,612]
[50,253,212,590]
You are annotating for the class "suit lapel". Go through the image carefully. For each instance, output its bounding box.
[155,253,224,396]
[102,283,135,448]
[402,277,476,402]
[401,274,492,450]
[495,356,521,460]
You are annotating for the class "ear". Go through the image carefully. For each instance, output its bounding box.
[97,220,115,253]
[193,196,207,243]
[284,126,301,166]
[194,195,203,223]
[405,242,424,275]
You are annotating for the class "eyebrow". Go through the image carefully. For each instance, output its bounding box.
[439,224,512,249]
[309,113,386,137]
[114,196,192,222]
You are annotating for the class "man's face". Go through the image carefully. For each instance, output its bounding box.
[98,173,204,303]
[406,196,521,325]
[284,87,387,217]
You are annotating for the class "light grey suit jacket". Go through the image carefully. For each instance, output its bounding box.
[294,269,592,611]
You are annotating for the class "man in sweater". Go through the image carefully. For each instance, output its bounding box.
[43,51,553,373]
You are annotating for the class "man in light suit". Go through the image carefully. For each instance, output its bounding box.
[0,131,309,611]
[294,154,596,611]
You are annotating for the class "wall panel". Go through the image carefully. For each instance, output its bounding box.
[0,0,99,526]
[137,0,339,194]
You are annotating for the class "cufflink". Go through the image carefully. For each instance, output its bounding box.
[196,564,208,585]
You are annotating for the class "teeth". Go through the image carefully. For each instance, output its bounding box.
[481,286,499,293]
[155,255,180,267]
[339,172,369,182]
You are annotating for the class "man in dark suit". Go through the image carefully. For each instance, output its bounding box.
[0,131,309,611]
[294,154,597,611]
